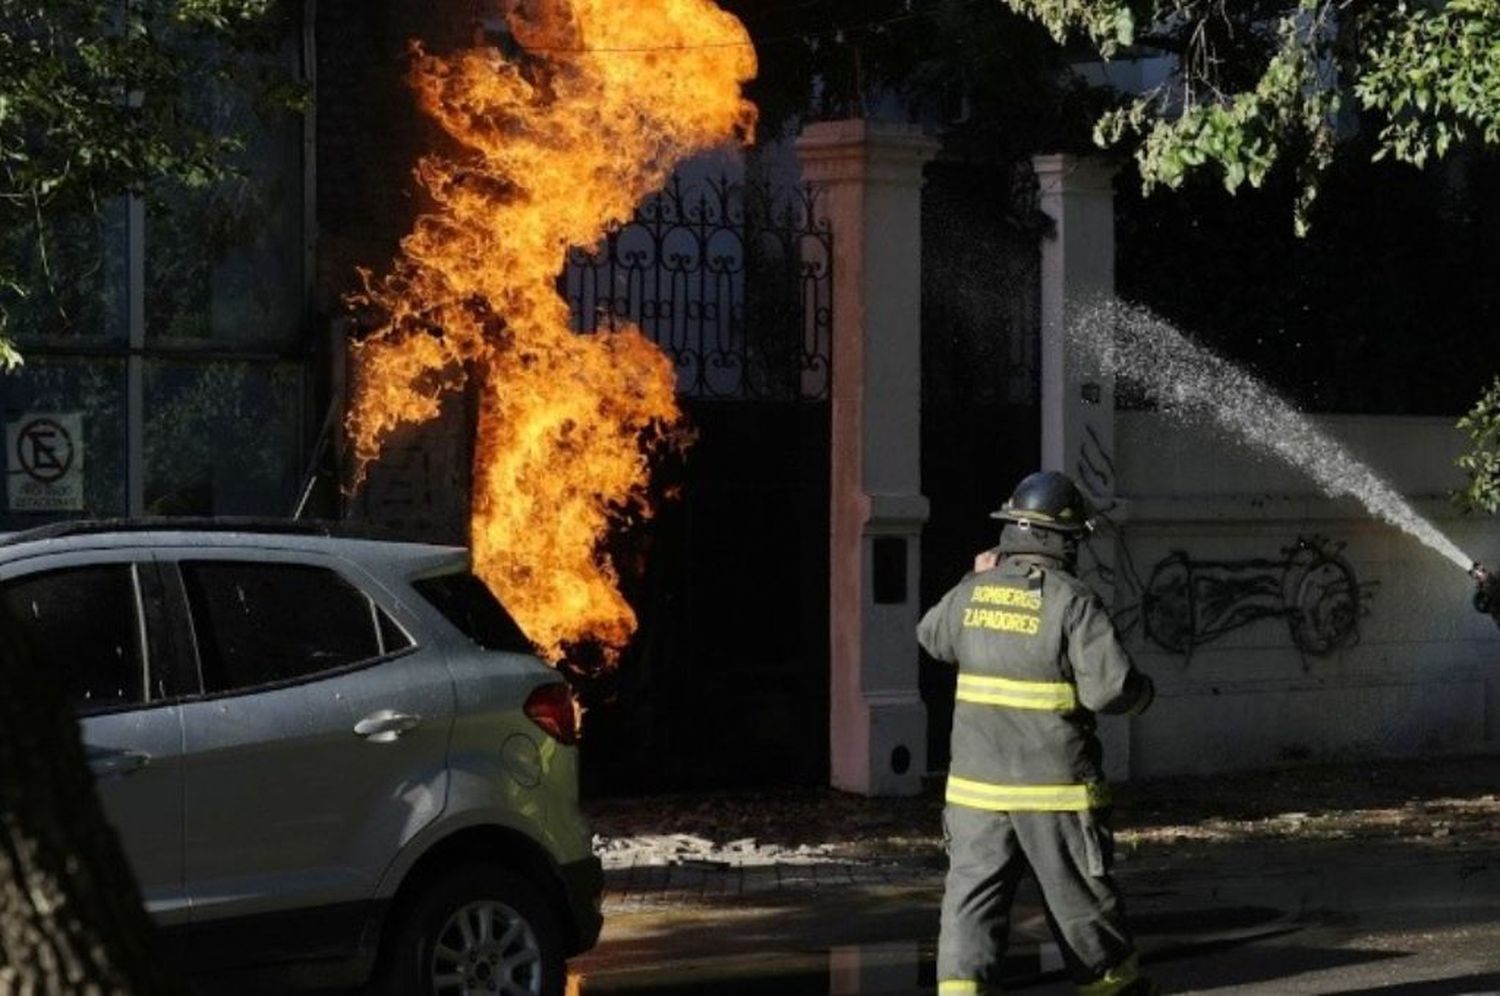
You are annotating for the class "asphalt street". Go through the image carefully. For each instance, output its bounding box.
[572,906,1500,994]
[570,843,1500,995]
[1035,908,1500,995]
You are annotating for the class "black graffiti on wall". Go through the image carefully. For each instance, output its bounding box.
[1075,424,1118,516]
[1137,538,1373,657]
[1071,427,1375,662]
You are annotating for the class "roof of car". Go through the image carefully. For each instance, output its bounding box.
[0,518,466,566]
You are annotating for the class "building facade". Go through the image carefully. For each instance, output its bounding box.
[6,0,1498,793]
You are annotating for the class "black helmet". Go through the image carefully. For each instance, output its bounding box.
[990,471,1094,534]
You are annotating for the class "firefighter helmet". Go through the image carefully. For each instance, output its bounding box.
[990,471,1094,533]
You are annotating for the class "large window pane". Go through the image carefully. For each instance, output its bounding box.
[145,41,304,346]
[180,562,382,693]
[143,360,302,516]
[2,566,145,714]
[0,202,129,342]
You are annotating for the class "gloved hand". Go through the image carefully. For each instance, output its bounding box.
[1127,672,1155,716]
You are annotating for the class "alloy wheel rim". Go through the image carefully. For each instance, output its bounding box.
[429,899,543,995]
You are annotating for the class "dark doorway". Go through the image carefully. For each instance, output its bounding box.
[920,158,1045,772]
[566,176,834,794]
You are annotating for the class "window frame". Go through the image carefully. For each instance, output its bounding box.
[161,556,419,702]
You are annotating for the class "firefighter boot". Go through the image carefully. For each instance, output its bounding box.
[1076,953,1158,995]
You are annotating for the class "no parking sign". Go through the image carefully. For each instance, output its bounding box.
[7,413,84,512]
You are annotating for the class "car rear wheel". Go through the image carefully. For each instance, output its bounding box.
[374,864,566,996]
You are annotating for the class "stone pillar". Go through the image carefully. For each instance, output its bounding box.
[798,120,939,796]
[1034,154,1130,780]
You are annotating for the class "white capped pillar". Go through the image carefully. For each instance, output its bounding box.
[1035,154,1117,491]
[798,120,939,796]
[1034,154,1129,780]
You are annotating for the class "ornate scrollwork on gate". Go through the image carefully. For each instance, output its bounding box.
[563,174,833,401]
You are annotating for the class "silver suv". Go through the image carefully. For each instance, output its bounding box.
[0,520,602,995]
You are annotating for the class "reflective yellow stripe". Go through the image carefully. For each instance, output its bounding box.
[956,673,1076,711]
[955,690,1067,709]
[946,775,1111,812]
[1077,953,1142,995]
[938,981,998,995]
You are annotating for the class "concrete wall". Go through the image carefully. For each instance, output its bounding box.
[1111,412,1500,777]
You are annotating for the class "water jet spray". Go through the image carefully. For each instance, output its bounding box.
[1075,301,1496,631]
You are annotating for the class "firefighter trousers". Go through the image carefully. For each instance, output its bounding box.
[937,805,1147,995]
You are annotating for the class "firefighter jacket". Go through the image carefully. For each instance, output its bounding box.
[918,533,1153,813]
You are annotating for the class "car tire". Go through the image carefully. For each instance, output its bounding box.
[372,864,567,996]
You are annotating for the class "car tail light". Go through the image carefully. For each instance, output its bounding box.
[524,682,579,746]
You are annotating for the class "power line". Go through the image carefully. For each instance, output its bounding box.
[507,8,928,55]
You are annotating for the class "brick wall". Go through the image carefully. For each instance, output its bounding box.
[316,0,474,543]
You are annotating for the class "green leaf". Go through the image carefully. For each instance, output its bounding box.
[1224,160,1247,193]
[0,338,22,372]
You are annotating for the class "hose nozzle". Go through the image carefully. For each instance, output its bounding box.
[1473,563,1500,625]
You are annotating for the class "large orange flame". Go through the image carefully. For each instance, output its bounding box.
[346,0,756,664]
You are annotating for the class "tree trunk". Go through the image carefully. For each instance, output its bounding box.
[0,612,181,994]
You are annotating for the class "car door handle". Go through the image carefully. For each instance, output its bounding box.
[354,710,422,742]
[86,747,151,778]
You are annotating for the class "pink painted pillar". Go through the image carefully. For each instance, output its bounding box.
[798,120,939,796]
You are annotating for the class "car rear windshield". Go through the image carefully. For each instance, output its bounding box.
[412,572,534,654]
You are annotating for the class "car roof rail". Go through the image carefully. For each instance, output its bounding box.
[0,517,420,547]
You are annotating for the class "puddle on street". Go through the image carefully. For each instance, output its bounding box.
[571,940,938,995]
[567,905,1290,994]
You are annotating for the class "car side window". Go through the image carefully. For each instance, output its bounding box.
[1,565,145,715]
[411,571,533,653]
[180,562,397,694]
[378,610,414,655]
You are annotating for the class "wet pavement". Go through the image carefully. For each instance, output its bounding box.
[573,912,1302,990]
[573,908,1500,993]
[572,906,1296,994]
[570,824,1500,994]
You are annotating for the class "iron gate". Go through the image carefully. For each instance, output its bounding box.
[565,173,834,793]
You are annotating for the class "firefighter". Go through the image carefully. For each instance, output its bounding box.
[918,471,1157,996]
